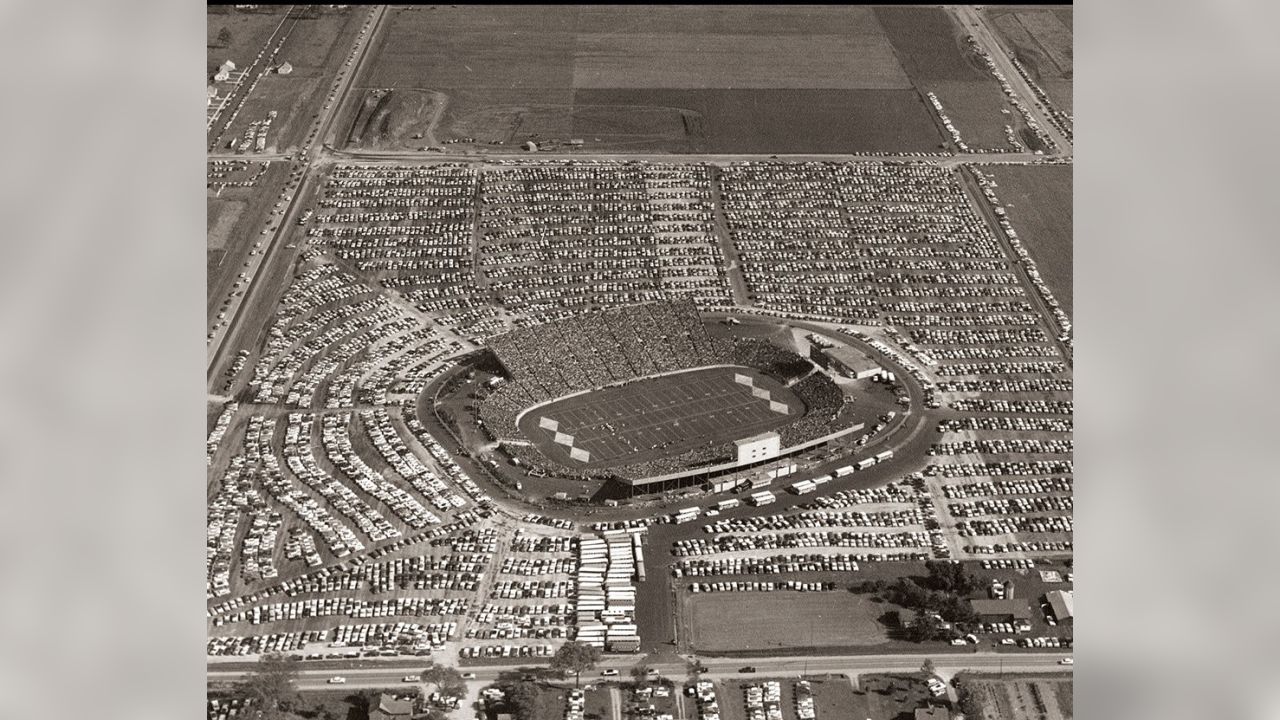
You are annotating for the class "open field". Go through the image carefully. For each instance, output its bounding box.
[520,366,803,469]
[352,5,959,153]
[985,165,1074,316]
[926,80,1019,150]
[688,591,901,652]
[985,7,1073,80]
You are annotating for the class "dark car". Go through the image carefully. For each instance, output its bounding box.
[739,666,757,673]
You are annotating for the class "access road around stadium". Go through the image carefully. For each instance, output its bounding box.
[208,651,1070,690]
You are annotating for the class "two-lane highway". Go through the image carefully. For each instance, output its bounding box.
[948,5,1073,157]
[207,5,389,383]
[209,651,1071,691]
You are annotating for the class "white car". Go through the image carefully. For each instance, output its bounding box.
[327,676,347,684]
[600,669,619,676]
[402,675,421,683]
[461,672,476,679]
[1058,657,1073,665]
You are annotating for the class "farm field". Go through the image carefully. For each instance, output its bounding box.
[984,165,1074,316]
[574,89,942,154]
[874,6,991,82]
[963,674,1074,720]
[984,7,1073,81]
[349,5,970,153]
[519,366,804,470]
[687,591,903,652]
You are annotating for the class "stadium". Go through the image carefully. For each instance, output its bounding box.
[457,300,869,497]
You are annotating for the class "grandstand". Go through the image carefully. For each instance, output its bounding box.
[472,300,859,484]
[486,299,733,406]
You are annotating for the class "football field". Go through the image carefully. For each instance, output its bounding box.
[520,366,803,468]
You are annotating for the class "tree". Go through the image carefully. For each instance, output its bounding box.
[238,653,301,720]
[630,663,652,686]
[507,681,541,720]
[551,641,602,688]
[878,610,902,629]
[920,658,936,677]
[955,679,986,719]
[216,27,232,47]
[906,611,943,643]
[421,661,465,699]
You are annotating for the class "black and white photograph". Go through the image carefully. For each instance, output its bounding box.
[202,5,1076,719]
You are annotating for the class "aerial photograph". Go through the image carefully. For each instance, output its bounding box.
[207,5,1073,719]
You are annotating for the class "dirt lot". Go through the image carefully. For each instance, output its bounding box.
[985,165,1074,316]
[343,89,446,150]
[688,591,901,652]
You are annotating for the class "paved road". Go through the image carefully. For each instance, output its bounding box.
[206,4,389,382]
[328,147,1055,167]
[208,651,1070,691]
[948,5,1073,156]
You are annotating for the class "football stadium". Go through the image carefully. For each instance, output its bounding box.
[470,300,865,493]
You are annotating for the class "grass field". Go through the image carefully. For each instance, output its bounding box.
[687,591,901,652]
[520,366,803,469]
[354,5,960,152]
[986,165,1074,316]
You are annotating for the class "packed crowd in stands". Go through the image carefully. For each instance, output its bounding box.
[474,300,852,481]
